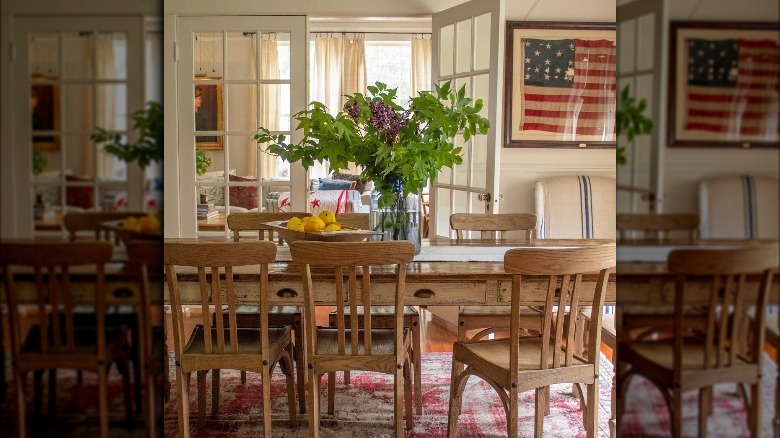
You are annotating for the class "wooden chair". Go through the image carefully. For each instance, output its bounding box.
[165,241,298,437]
[330,211,422,414]
[616,245,778,437]
[125,240,166,438]
[449,213,544,404]
[216,211,309,414]
[63,211,147,243]
[335,212,369,229]
[447,245,614,438]
[291,240,416,437]
[616,213,699,242]
[1,241,132,438]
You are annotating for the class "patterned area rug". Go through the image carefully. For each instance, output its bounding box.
[163,353,613,437]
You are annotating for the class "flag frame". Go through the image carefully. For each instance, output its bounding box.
[669,21,779,148]
[504,21,617,149]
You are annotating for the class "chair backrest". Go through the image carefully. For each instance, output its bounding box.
[534,175,616,239]
[226,211,311,243]
[699,175,779,239]
[0,241,113,360]
[503,245,614,373]
[125,240,164,364]
[616,213,699,242]
[164,241,277,361]
[290,241,415,365]
[667,245,778,376]
[336,213,370,230]
[63,211,147,242]
[450,213,537,241]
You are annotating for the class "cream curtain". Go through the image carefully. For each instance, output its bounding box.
[258,36,280,179]
[341,34,366,108]
[411,35,432,97]
[94,33,121,182]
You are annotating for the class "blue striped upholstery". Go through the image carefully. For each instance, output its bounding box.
[534,175,616,239]
[699,175,779,239]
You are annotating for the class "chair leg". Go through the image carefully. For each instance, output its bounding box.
[33,371,43,416]
[586,382,599,438]
[294,321,306,414]
[143,370,156,438]
[261,365,273,438]
[344,370,350,385]
[533,387,544,438]
[749,383,762,437]
[281,346,298,427]
[240,371,247,384]
[176,370,191,438]
[446,366,465,438]
[403,359,413,430]
[394,368,404,437]
[698,387,711,437]
[47,369,56,416]
[15,370,27,438]
[327,372,336,415]
[97,366,109,438]
[118,357,134,421]
[412,319,423,415]
[308,372,321,438]
[197,370,207,424]
[672,389,682,438]
[211,369,220,415]
[449,322,467,395]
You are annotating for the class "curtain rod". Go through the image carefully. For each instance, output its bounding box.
[313,31,431,35]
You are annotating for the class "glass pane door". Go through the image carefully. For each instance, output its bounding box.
[176,17,307,237]
[431,0,504,238]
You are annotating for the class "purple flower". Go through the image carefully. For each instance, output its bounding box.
[344,100,361,119]
[369,101,395,132]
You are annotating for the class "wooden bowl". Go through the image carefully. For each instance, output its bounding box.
[264,220,382,246]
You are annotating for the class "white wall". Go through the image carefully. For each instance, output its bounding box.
[661,0,779,213]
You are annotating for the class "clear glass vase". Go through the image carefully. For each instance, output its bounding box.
[369,187,422,255]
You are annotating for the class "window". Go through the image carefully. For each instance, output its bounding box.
[365,41,412,104]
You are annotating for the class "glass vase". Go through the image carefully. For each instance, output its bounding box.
[369,186,422,255]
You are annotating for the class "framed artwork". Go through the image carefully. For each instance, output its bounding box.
[194,83,224,150]
[504,21,616,148]
[669,22,779,148]
[31,83,60,151]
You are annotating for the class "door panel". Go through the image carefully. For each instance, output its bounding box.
[431,0,504,238]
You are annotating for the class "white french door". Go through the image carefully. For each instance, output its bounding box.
[430,0,505,238]
[175,16,307,237]
[616,0,666,213]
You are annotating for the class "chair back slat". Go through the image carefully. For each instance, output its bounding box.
[125,241,164,366]
[63,211,148,242]
[0,241,112,360]
[451,213,537,241]
[667,245,778,374]
[616,213,699,242]
[290,241,415,366]
[164,241,277,362]
[505,245,615,376]
[227,212,312,243]
[212,266,225,353]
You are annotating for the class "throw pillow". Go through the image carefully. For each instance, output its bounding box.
[228,175,259,210]
[318,178,355,191]
[65,175,95,209]
[331,172,369,193]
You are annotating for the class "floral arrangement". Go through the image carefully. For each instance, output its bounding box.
[254,81,490,209]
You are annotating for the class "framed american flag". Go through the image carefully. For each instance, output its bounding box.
[504,21,616,149]
[669,22,780,148]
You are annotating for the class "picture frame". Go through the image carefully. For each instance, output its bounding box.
[669,21,780,148]
[31,82,60,151]
[194,83,224,150]
[504,21,616,149]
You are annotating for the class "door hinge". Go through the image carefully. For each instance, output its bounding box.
[477,192,491,203]
[174,42,179,62]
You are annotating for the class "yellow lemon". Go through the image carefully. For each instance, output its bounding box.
[304,219,324,232]
[318,210,336,225]
[301,216,313,223]
[139,216,160,234]
[122,216,140,232]
[286,217,302,230]
[294,223,305,232]
[324,222,342,232]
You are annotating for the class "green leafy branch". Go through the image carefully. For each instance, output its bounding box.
[91,101,163,170]
[616,86,654,165]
